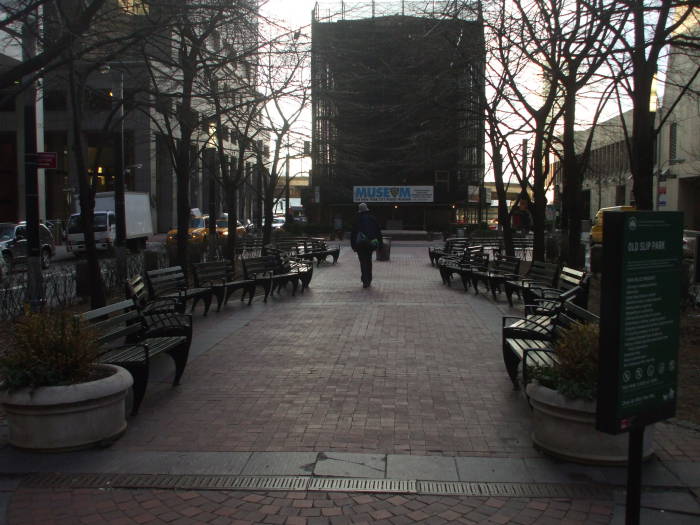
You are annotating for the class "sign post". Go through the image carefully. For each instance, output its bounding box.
[597,211,683,525]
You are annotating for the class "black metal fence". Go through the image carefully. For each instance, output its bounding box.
[0,250,169,321]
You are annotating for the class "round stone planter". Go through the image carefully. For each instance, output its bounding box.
[526,383,654,465]
[0,364,133,452]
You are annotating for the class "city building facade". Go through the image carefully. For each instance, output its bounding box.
[0,0,267,233]
[309,2,485,230]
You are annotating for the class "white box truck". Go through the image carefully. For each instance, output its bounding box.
[66,191,154,254]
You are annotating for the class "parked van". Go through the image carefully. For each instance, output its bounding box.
[67,191,153,254]
[590,205,635,244]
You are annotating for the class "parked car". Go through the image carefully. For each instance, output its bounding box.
[590,205,635,244]
[266,217,286,230]
[0,222,56,270]
[216,214,247,240]
[165,214,210,249]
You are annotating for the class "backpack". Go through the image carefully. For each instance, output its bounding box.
[356,231,369,247]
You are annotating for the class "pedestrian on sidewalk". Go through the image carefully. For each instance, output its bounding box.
[351,202,383,288]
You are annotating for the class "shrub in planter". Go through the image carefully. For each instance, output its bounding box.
[529,322,599,401]
[0,309,132,451]
[526,322,654,465]
[0,309,102,390]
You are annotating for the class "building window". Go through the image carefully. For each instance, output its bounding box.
[85,88,112,111]
[435,170,449,193]
[580,189,591,220]
[615,184,625,205]
[669,122,678,162]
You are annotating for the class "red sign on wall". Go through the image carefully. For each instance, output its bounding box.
[25,152,57,169]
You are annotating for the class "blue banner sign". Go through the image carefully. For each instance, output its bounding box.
[353,186,434,203]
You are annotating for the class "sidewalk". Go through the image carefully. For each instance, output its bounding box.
[1,243,699,524]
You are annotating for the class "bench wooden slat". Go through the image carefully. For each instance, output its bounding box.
[80,299,191,415]
[502,300,599,392]
[192,260,256,310]
[146,266,213,316]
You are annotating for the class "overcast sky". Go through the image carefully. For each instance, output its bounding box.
[261,0,318,32]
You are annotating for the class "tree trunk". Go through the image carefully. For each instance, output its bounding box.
[631,71,655,210]
[226,185,238,263]
[490,137,514,257]
[561,88,583,266]
[68,66,104,309]
[531,130,547,261]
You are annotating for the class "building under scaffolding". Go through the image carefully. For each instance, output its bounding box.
[308,1,485,230]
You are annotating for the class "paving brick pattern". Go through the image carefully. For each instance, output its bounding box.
[4,244,698,524]
[7,488,614,524]
[104,245,700,460]
[115,247,532,456]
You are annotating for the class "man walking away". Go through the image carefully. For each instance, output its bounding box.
[351,202,383,288]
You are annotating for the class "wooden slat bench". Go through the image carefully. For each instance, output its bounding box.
[502,300,599,390]
[512,237,534,260]
[437,244,483,287]
[126,274,186,315]
[503,260,560,307]
[455,251,490,293]
[241,254,312,302]
[469,236,503,258]
[80,299,192,415]
[525,266,590,310]
[471,254,521,300]
[192,260,256,310]
[145,266,214,316]
[298,239,341,266]
[428,238,468,266]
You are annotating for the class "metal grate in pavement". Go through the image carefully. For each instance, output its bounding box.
[20,473,612,499]
[309,478,416,493]
[417,480,611,499]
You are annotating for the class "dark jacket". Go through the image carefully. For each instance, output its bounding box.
[351,211,383,251]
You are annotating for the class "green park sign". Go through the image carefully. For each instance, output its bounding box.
[597,211,683,434]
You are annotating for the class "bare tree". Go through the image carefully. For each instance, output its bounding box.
[140,1,260,270]
[604,0,698,210]
[485,0,563,261]
[254,31,310,246]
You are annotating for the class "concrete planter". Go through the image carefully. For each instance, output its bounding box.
[0,364,132,452]
[526,383,654,465]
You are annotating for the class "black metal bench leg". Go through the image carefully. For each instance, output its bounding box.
[168,343,189,386]
[223,287,233,309]
[263,281,272,302]
[202,294,212,316]
[245,283,256,305]
[291,278,299,296]
[214,288,225,312]
[502,345,520,390]
[128,365,149,416]
[504,285,514,307]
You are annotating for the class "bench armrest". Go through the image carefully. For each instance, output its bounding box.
[142,297,183,315]
[142,312,193,339]
[502,315,552,333]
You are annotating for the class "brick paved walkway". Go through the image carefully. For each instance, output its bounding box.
[2,243,699,524]
[7,488,614,524]
[114,245,530,456]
